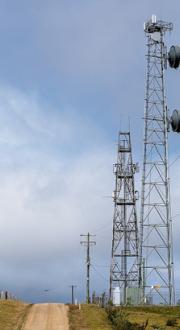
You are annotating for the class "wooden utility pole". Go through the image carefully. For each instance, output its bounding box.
[69,285,77,304]
[80,233,96,304]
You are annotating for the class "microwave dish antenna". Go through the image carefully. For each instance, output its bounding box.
[168,45,180,69]
[171,110,180,133]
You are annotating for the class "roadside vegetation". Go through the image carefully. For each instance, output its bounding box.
[119,305,180,329]
[106,306,148,329]
[69,304,180,330]
[0,300,31,330]
[69,304,113,330]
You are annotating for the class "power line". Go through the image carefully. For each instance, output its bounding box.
[169,155,180,168]
[91,265,109,283]
[94,220,112,233]
[92,264,110,268]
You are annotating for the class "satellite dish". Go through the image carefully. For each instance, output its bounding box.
[171,110,180,133]
[168,45,180,69]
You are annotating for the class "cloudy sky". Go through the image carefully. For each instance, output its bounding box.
[0,0,180,303]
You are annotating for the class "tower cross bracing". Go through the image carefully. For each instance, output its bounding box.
[139,17,174,305]
[110,132,139,304]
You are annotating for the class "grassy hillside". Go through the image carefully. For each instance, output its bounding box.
[122,305,180,329]
[69,304,180,330]
[0,300,31,330]
[69,304,113,330]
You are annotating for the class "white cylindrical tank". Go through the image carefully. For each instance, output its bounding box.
[151,15,157,24]
[113,287,121,306]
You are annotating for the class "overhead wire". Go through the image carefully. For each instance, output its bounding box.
[92,264,110,268]
[169,155,180,168]
[93,220,112,234]
[91,264,109,283]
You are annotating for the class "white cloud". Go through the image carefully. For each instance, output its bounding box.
[0,0,179,302]
[0,86,178,302]
[0,86,114,301]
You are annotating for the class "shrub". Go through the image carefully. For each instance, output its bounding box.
[152,326,165,330]
[106,307,148,330]
[166,318,177,326]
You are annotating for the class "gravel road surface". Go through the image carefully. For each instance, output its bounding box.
[23,303,69,330]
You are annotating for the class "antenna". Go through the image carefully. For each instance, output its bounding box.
[139,16,175,305]
[171,110,180,133]
[168,45,180,69]
[110,131,139,305]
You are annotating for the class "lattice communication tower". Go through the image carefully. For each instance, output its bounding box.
[110,132,139,304]
[139,16,175,305]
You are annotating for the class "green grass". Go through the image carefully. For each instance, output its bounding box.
[122,305,180,317]
[119,306,180,329]
[69,304,113,330]
[0,300,31,330]
[69,304,180,330]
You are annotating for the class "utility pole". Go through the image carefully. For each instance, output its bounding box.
[69,285,77,304]
[80,233,96,304]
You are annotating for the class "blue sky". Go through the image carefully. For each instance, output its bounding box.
[0,0,179,303]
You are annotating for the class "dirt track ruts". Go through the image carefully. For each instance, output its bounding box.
[22,303,69,330]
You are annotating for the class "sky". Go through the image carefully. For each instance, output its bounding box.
[0,0,180,304]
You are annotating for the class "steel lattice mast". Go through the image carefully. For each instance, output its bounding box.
[110,132,139,304]
[139,16,175,305]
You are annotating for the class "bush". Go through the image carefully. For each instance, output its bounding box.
[108,299,113,306]
[152,325,166,330]
[106,307,148,330]
[166,318,177,326]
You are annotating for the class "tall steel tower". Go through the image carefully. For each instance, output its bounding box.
[110,132,139,304]
[139,16,174,305]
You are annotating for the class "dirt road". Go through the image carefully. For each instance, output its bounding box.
[22,303,69,330]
